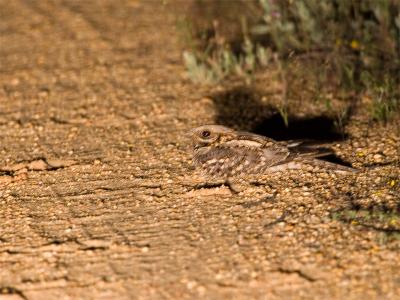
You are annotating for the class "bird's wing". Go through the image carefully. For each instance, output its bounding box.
[261,145,291,167]
[225,138,291,168]
[193,145,244,166]
[235,131,277,145]
[193,145,250,177]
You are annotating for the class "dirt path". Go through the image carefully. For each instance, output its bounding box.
[1,1,399,299]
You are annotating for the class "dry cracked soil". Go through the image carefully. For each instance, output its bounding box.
[0,1,399,300]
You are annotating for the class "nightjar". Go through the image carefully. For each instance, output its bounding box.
[189,125,356,181]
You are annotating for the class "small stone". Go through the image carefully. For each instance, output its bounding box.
[1,163,26,172]
[46,159,76,168]
[27,159,48,171]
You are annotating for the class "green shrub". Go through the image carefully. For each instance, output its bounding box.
[181,0,400,122]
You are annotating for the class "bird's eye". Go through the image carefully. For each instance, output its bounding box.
[201,130,211,138]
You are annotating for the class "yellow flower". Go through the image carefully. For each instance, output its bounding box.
[350,40,360,50]
[389,180,396,187]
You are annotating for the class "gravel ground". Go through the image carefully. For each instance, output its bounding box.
[0,1,399,299]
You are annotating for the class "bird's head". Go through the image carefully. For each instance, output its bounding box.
[188,125,236,150]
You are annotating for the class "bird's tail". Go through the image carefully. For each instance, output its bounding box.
[285,141,357,173]
[266,158,358,174]
[301,158,358,174]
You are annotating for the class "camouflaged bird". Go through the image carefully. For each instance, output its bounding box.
[189,125,356,182]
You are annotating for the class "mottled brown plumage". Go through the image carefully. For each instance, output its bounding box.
[189,125,355,180]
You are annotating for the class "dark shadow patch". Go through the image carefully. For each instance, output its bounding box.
[211,86,350,142]
[253,114,348,141]
[211,87,274,131]
[316,154,354,168]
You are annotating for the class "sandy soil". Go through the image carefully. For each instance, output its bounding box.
[0,1,399,299]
